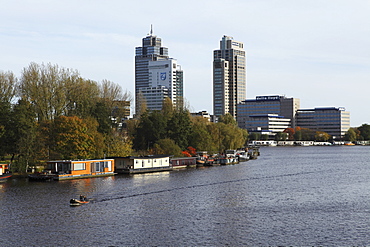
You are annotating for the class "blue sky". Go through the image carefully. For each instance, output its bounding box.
[1,0,369,126]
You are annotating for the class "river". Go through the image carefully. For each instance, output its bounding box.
[1,145,370,246]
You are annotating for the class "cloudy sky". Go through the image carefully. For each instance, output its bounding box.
[1,0,369,126]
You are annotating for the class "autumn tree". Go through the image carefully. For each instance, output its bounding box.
[51,116,95,160]
[65,78,99,118]
[19,62,80,121]
[315,131,331,141]
[283,128,295,140]
[0,71,17,103]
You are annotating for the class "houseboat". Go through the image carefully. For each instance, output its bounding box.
[30,159,115,180]
[0,164,12,180]
[171,157,197,169]
[195,151,208,167]
[112,155,172,174]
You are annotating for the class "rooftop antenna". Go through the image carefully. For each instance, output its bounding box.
[150,24,153,35]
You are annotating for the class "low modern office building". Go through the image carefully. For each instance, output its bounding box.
[246,114,291,135]
[296,107,350,139]
[237,95,300,130]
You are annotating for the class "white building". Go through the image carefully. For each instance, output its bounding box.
[135,27,183,115]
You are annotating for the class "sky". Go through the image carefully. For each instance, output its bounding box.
[1,0,369,126]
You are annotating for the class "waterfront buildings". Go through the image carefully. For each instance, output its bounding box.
[296,107,350,139]
[237,95,300,131]
[135,28,183,115]
[213,35,246,118]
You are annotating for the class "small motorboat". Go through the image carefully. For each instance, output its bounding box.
[70,198,89,206]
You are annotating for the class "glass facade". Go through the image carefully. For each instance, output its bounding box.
[213,36,246,118]
[296,107,350,139]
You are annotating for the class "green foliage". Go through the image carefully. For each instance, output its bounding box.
[275,132,288,141]
[92,101,112,134]
[152,138,182,156]
[9,99,39,172]
[167,109,192,149]
[218,113,237,125]
[344,128,357,142]
[188,117,215,152]
[358,124,370,140]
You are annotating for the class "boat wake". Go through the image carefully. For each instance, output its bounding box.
[93,170,329,203]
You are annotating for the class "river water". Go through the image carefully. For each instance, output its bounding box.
[1,146,370,246]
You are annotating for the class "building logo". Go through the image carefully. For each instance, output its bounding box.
[160,72,166,80]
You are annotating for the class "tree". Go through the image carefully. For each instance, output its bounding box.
[167,109,192,149]
[51,116,95,160]
[315,131,331,141]
[219,113,237,125]
[275,132,288,141]
[10,99,38,172]
[19,62,80,121]
[217,122,248,151]
[283,128,295,140]
[249,132,261,141]
[358,124,370,140]
[92,101,112,134]
[65,78,99,118]
[188,117,214,152]
[152,138,182,156]
[344,128,357,142]
[133,110,167,151]
[0,71,17,103]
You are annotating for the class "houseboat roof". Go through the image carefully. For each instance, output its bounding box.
[108,155,170,159]
[47,158,114,163]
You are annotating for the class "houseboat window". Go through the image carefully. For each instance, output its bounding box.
[74,163,86,171]
[57,162,71,174]
[104,161,112,171]
[95,162,104,172]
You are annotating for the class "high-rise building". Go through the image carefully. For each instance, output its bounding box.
[213,35,246,118]
[135,27,183,115]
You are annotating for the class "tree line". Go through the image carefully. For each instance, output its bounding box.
[0,62,248,172]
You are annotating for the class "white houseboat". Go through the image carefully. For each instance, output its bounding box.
[112,155,172,174]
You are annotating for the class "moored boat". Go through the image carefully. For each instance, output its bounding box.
[0,164,12,181]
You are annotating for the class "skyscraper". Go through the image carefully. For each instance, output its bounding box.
[135,27,183,115]
[213,35,246,118]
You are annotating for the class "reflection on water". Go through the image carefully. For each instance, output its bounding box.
[1,146,370,246]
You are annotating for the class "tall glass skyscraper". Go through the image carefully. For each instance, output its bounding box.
[213,35,246,118]
[135,28,183,115]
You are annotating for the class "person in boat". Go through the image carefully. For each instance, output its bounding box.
[80,195,85,201]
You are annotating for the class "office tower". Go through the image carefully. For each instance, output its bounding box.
[296,107,350,139]
[213,35,246,118]
[135,27,183,115]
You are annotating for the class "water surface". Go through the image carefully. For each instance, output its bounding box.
[1,146,370,246]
